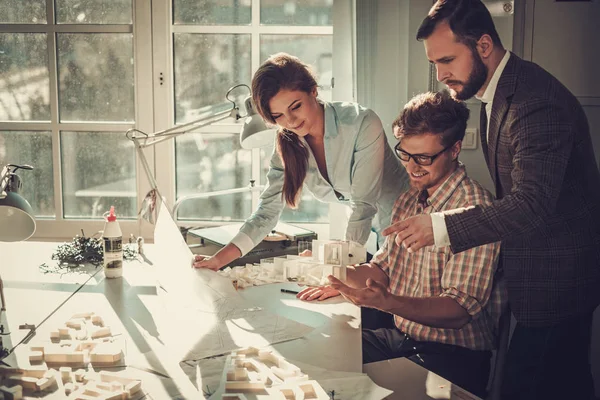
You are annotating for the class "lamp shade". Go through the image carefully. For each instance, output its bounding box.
[240,97,276,149]
[0,191,36,242]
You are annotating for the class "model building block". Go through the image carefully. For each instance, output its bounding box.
[7,376,37,391]
[28,351,43,363]
[0,385,23,400]
[35,375,56,391]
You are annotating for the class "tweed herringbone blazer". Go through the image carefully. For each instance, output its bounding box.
[445,53,600,327]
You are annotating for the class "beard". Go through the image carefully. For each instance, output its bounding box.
[447,49,488,101]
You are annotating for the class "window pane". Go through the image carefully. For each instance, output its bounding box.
[260,35,332,101]
[57,33,134,122]
[175,132,252,221]
[174,33,251,124]
[56,0,132,24]
[173,0,251,25]
[261,0,332,26]
[0,0,46,24]
[61,131,136,219]
[0,131,54,217]
[259,147,328,223]
[0,33,50,121]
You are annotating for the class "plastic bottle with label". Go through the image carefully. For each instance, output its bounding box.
[102,206,123,278]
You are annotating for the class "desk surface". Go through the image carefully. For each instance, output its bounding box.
[1,241,363,399]
[2,240,481,400]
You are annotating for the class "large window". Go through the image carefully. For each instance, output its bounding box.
[167,0,334,226]
[0,0,346,239]
[0,0,150,239]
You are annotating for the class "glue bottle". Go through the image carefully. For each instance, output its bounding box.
[102,206,123,278]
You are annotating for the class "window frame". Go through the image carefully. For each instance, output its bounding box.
[0,0,154,241]
[151,0,340,238]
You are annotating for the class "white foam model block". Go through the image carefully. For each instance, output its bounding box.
[222,394,249,400]
[110,382,124,393]
[125,380,142,397]
[89,345,122,364]
[0,385,23,400]
[60,368,73,383]
[90,326,111,339]
[94,382,112,391]
[71,312,94,320]
[332,265,347,282]
[0,367,46,379]
[278,380,329,400]
[66,319,85,330]
[224,381,265,393]
[28,351,43,363]
[8,376,37,391]
[91,315,104,326]
[271,366,295,381]
[35,375,55,391]
[44,349,85,364]
[74,369,86,382]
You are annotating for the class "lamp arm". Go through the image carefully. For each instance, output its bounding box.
[126,108,238,149]
[127,106,243,192]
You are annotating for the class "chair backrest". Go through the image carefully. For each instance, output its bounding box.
[486,306,512,400]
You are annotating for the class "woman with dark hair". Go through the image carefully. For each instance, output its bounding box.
[193,53,408,271]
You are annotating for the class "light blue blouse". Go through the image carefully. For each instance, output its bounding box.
[231,101,409,255]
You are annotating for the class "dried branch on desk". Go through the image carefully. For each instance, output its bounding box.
[39,230,139,273]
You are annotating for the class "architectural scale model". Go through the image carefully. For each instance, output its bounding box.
[219,346,329,399]
[0,311,143,399]
[218,239,366,288]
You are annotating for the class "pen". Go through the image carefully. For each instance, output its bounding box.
[280,289,300,295]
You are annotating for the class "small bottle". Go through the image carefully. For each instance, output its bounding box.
[102,206,123,278]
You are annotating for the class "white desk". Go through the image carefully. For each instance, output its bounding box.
[2,240,482,400]
[1,241,363,399]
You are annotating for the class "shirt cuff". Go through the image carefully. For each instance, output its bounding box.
[440,288,483,317]
[431,212,451,248]
[230,231,256,257]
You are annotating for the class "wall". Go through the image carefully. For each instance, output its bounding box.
[356,0,600,395]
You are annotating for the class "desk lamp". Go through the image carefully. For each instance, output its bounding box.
[0,163,36,357]
[126,84,275,221]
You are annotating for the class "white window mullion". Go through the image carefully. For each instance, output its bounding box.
[46,1,63,224]
[133,0,156,239]
[251,0,262,211]
[151,0,177,212]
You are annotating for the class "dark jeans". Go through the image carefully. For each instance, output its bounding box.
[501,312,595,400]
[363,327,491,398]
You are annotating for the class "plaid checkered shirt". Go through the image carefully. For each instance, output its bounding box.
[372,164,506,350]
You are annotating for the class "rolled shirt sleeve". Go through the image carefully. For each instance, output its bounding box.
[439,240,501,319]
[237,149,286,253]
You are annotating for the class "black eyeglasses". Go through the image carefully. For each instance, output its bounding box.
[394,141,455,166]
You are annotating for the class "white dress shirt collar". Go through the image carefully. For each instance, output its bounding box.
[476,50,510,104]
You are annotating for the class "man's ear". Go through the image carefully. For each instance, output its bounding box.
[477,34,494,59]
[452,140,462,161]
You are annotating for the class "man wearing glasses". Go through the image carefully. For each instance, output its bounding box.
[299,91,506,397]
